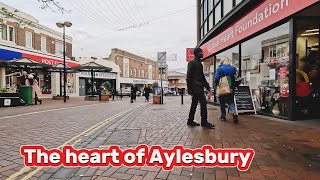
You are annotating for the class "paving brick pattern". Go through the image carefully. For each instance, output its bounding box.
[1,96,320,179]
[0,97,149,179]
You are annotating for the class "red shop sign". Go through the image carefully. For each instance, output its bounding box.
[22,53,80,67]
[200,0,319,59]
[186,48,195,62]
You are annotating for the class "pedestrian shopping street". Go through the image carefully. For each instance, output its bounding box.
[0,97,319,180]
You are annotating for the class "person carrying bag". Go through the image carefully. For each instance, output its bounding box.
[214,58,240,123]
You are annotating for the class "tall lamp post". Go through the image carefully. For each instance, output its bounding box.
[56,21,72,103]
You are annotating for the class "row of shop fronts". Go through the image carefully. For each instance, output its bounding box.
[198,0,320,120]
[0,47,168,97]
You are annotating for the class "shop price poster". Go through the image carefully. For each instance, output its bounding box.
[280,67,289,97]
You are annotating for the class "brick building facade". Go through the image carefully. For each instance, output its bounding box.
[0,2,79,97]
[108,48,168,92]
[168,71,187,94]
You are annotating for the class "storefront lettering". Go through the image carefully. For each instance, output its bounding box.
[201,0,318,58]
[80,72,116,79]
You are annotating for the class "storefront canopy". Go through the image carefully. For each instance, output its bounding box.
[0,58,51,68]
[72,61,112,72]
[47,63,77,73]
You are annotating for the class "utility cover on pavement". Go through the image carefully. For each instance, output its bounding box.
[105,129,141,145]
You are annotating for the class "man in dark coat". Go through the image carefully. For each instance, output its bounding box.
[187,48,215,129]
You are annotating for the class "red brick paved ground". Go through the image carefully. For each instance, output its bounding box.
[1,96,320,179]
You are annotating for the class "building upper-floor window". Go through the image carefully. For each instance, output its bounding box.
[130,69,133,76]
[223,0,233,17]
[0,25,15,42]
[134,68,136,77]
[25,31,33,48]
[178,79,186,83]
[138,69,141,77]
[41,36,47,52]
[55,41,63,56]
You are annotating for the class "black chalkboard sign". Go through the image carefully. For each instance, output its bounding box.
[234,86,256,114]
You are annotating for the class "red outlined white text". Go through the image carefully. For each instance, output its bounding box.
[20,145,255,171]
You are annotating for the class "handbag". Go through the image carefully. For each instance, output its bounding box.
[216,68,232,97]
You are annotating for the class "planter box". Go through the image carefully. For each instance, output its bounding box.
[100,95,110,102]
[85,96,99,101]
[153,95,161,104]
[52,96,70,100]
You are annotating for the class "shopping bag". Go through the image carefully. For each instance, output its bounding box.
[216,68,232,97]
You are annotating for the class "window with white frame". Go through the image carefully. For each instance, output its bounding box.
[41,36,47,52]
[55,41,63,56]
[134,69,136,77]
[138,69,141,77]
[1,25,15,42]
[8,26,14,42]
[25,31,33,48]
[130,69,133,76]
[142,70,144,78]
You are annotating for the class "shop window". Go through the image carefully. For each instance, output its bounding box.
[216,45,239,69]
[25,31,33,48]
[241,22,290,118]
[214,2,221,25]
[41,36,47,52]
[223,0,233,16]
[295,18,320,119]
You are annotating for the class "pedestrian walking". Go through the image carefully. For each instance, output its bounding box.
[26,74,42,105]
[130,84,137,103]
[144,85,151,102]
[214,58,239,123]
[187,47,215,129]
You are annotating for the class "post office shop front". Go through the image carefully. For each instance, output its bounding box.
[197,0,320,120]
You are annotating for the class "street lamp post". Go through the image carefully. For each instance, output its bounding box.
[56,21,72,103]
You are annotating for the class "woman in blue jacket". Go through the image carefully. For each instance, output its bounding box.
[214,58,239,123]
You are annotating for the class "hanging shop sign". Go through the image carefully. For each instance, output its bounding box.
[200,0,319,58]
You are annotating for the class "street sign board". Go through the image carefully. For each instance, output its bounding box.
[157,52,167,68]
[186,48,194,62]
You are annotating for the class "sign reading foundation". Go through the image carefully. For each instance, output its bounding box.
[234,86,256,114]
[200,0,319,58]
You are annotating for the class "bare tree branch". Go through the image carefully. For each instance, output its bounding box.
[37,0,71,14]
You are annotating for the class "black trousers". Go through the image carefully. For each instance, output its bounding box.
[188,92,208,124]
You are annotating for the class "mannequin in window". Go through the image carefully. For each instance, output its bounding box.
[26,74,42,105]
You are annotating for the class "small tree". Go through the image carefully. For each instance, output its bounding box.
[101,82,111,95]
[152,82,159,89]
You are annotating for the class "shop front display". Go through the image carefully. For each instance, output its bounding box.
[241,23,290,118]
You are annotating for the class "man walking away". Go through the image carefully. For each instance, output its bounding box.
[214,58,239,123]
[144,85,151,102]
[187,48,215,129]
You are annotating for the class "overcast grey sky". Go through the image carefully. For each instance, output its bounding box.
[1,0,196,71]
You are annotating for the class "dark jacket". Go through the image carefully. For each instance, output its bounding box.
[187,58,210,94]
